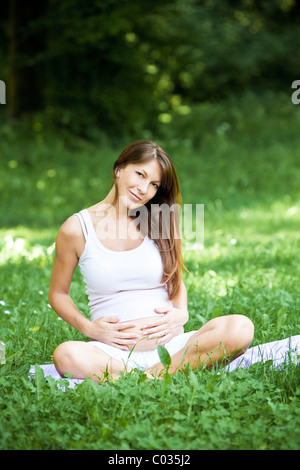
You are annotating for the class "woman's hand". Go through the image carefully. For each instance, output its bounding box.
[89,316,140,350]
[140,306,189,346]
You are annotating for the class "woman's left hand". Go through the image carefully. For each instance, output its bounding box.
[140,305,189,346]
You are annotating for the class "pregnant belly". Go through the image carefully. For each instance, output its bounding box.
[89,289,174,350]
[120,316,184,351]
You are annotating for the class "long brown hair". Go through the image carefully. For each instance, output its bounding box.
[112,140,184,300]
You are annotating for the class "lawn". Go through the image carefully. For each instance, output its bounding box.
[0,92,299,450]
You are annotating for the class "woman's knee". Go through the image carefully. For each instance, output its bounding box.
[53,341,76,372]
[227,314,254,354]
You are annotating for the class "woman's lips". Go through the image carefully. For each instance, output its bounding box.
[129,190,141,201]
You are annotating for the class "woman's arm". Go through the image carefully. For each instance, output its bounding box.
[171,280,189,321]
[48,216,138,349]
[48,216,93,336]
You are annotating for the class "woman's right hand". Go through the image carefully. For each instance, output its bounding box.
[89,316,140,350]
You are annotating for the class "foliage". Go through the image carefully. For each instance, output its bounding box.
[0,362,299,450]
[1,0,300,136]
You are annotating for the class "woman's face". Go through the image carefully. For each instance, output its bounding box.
[115,158,162,209]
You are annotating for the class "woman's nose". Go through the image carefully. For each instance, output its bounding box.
[137,181,148,194]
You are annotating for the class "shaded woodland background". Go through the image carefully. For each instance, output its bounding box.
[1,0,300,228]
[1,0,299,138]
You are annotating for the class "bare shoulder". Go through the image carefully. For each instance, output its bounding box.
[56,214,85,257]
[59,214,82,238]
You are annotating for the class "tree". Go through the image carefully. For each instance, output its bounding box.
[7,0,47,118]
[1,0,300,134]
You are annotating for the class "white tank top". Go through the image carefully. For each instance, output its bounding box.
[75,209,172,322]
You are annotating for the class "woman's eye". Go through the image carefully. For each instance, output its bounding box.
[136,172,143,177]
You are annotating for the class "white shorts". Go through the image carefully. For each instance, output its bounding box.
[89,330,197,371]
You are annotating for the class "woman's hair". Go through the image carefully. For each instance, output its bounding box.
[112,140,184,300]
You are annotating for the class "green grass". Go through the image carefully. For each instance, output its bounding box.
[0,92,300,450]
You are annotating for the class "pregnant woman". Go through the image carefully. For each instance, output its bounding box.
[49,140,254,381]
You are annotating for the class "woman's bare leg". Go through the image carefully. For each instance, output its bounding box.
[146,314,254,376]
[52,315,254,381]
[53,341,133,382]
